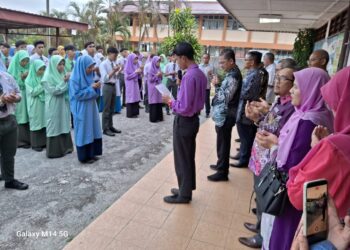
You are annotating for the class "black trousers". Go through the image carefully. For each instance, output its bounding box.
[102,84,116,131]
[0,115,17,181]
[215,116,235,174]
[173,115,199,198]
[236,121,257,164]
[138,78,143,100]
[144,81,149,112]
[205,89,211,115]
[166,79,178,112]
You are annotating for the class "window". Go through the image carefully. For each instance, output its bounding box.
[203,15,224,30]
[227,16,243,30]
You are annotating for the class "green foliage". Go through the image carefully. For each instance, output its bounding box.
[159,8,202,61]
[293,29,315,68]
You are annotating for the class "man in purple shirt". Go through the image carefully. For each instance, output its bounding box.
[162,42,206,204]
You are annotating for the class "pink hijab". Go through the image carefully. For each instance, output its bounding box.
[276,67,334,169]
[321,66,350,162]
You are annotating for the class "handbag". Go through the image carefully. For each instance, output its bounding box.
[254,160,288,216]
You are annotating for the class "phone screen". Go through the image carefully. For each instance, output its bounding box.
[305,181,328,244]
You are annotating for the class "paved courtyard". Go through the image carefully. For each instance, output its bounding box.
[0,107,208,250]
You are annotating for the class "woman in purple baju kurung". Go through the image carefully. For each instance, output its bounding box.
[256,67,333,250]
[147,56,163,122]
[124,53,142,118]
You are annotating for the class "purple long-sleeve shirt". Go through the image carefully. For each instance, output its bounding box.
[171,64,206,117]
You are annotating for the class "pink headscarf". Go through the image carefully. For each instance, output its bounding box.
[276,67,334,169]
[321,66,350,162]
[125,53,138,76]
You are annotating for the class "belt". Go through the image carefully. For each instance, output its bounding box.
[104,82,115,86]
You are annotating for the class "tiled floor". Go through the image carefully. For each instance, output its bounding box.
[63,119,256,250]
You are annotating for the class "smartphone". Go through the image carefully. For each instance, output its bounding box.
[303,179,328,244]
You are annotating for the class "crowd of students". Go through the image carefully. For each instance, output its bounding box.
[1,39,349,249]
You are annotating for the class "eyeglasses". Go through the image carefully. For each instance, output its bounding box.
[275,75,294,83]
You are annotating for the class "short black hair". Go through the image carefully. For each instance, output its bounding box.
[173,42,194,60]
[264,52,275,62]
[48,47,58,56]
[120,48,128,53]
[133,50,140,55]
[203,52,210,58]
[84,41,95,49]
[247,51,262,65]
[279,58,298,70]
[150,54,155,59]
[64,45,76,51]
[33,40,45,48]
[107,47,119,54]
[314,49,330,65]
[15,40,27,48]
[96,45,103,51]
[1,43,10,49]
[220,48,235,62]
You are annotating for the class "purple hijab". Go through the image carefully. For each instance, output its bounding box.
[125,53,138,76]
[149,56,161,79]
[276,67,334,169]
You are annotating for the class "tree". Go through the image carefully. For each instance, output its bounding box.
[159,8,202,61]
[293,29,315,68]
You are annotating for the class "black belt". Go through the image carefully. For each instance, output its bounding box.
[104,82,115,86]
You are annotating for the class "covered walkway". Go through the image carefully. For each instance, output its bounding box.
[63,119,255,250]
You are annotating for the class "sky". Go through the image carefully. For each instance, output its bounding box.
[0,0,216,15]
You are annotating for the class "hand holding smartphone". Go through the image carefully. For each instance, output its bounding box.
[303,179,328,244]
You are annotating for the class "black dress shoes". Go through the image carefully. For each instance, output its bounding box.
[32,147,43,152]
[103,130,115,136]
[244,222,259,234]
[230,153,240,160]
[238,235,262,249]
[251,208,257,215]
[0,175,3,181]
[170,188,193,200]
[163,195,191,204]
[207,172,229,182]
[235,138,241,143]
[110,127,121,133]
[209,164,218,170]
[230,162,248,168]
[5,179,29,190]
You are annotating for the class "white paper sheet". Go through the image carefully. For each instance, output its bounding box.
[155,84,175,101]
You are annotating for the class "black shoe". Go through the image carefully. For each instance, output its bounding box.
[244,222,259,234]
[230,162,248,168]
[210,164,218,170]
[110,127,121,133]
[207,172,229,182]
[166,111,171,115]
[170,188,192,200]
[0,175,3,181]
[114,112,121,114]
[164,194,191,204]
[251,208,257,215]
[18,144,31,149]
[139,105,144,109]
[235,138,241,143]
[236,147,240,151]
[32,147,43,152]
[230,153,240,160]
[103,130,115,136]
[5,179,29,190]
[92,156,100,161]
[238,235,262,249]
[80,159,95,164]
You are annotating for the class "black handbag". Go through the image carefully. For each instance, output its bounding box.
[254,160,288,217]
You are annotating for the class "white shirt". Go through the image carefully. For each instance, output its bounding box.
[93,53,104,81]
[116,56,127,74]
[30,53,49,67]
[99,59,120,96]
[199,63,214,89]
[265,63,276,104]
[165,62,179,80]
[0,71,21,118]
